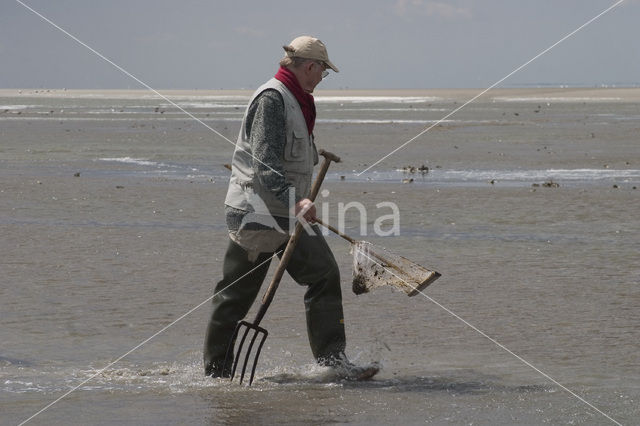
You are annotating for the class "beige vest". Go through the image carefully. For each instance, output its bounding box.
[224,78,318,218]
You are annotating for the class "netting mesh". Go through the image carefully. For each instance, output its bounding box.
[351,241,440,297]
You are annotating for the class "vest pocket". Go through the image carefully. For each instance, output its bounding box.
[284,129,308,162]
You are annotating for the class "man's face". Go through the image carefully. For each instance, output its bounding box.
[311,61,328,89]
[302,60,327,93]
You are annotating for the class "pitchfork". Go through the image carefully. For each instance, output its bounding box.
[223,149,341,385]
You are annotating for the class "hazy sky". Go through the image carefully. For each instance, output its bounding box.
[2,0,638,89]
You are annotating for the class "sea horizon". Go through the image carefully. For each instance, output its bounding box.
[3,86,640,104]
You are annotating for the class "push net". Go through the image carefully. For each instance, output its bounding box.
[351,241,441,297]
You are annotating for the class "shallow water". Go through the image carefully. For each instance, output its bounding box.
[1,89,639,425]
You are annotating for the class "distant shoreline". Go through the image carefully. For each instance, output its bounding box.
[2,87,640,101]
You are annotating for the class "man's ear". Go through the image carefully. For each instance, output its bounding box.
[303,60,314,74]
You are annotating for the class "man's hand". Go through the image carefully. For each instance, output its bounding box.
[294,198,316,223]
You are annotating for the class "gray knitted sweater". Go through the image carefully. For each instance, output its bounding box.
[225,89,298,232]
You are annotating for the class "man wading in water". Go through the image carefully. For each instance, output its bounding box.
[204,36,376,380]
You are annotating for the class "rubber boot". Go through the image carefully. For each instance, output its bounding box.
[284,225,346,361]
[203,239,272,376]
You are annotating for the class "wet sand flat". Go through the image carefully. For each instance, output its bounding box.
[1,88,639,425]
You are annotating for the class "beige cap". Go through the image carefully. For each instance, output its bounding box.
[283,36,339,73]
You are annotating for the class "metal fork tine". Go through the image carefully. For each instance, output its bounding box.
[223,320,270,386]
[248,330,269,386]
[239,329,261,384]
[223,321,243,380]
[230,323,251,381]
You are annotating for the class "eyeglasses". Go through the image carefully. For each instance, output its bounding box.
[314,61,329,79]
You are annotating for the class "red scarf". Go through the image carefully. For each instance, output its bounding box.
[274,66,316,135]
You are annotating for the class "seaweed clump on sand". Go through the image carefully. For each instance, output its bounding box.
[352,273,369,295]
